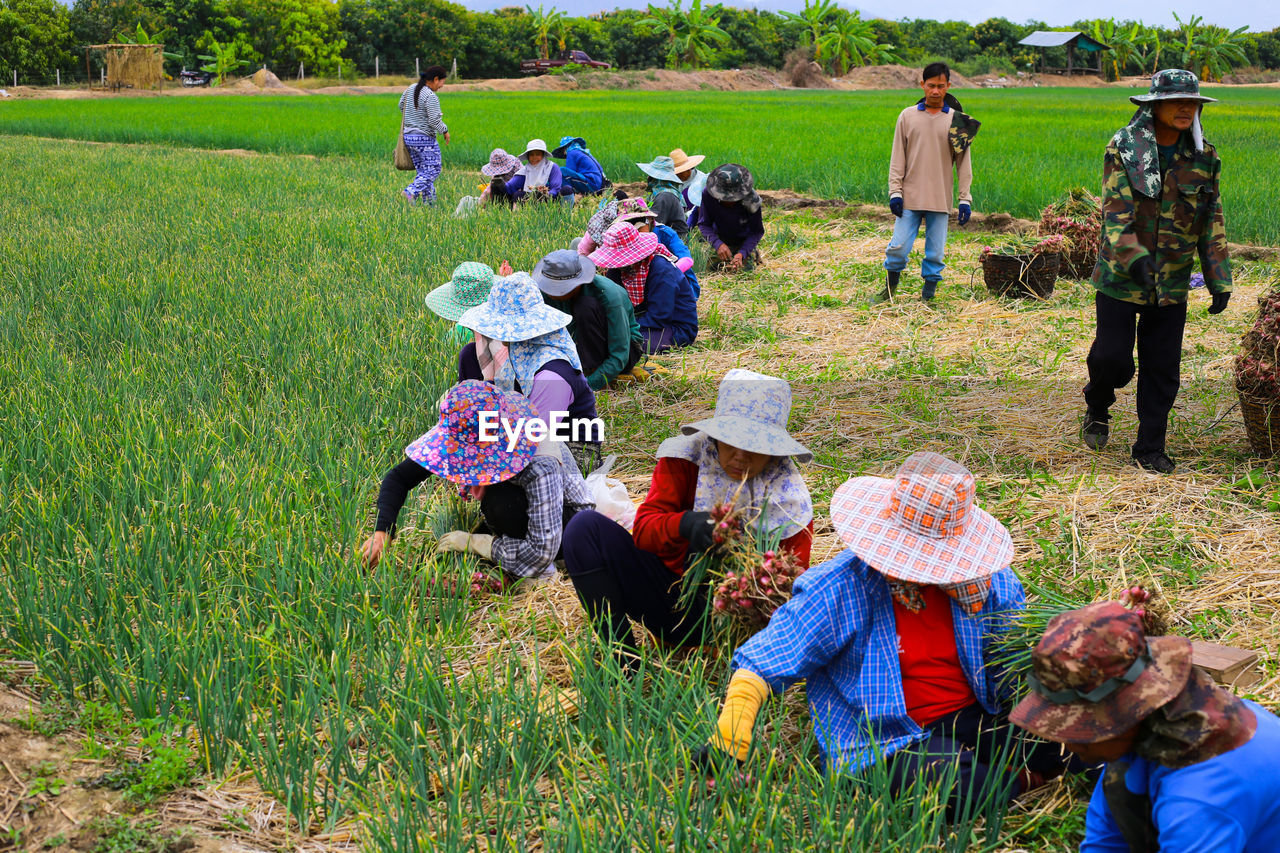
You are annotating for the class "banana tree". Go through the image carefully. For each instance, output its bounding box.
[816,11,875,75]
[526,4,565,61]
[197,40,250,86]
[779,0,837,50]
[1191,24,1249,81]
[116,24,183,64]
[641,0,730,69]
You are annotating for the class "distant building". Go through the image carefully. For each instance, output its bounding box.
[1018,31,1108,75]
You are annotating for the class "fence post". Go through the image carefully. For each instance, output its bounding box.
[338,63,342,80]
[101,67,105,85]
[56,69,60,86]
[375,57,379,79]
[298,61,304,80]
[12,70,16,87]
[416,57,420,76]
[451,57,458,79]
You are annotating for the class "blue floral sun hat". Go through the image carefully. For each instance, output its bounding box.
[679,368,811,461]
[457,272,572,342]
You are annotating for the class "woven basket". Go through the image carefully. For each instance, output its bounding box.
[1037,221,1098,280]
[982,252,1060,299]
[1238,388,1280,457]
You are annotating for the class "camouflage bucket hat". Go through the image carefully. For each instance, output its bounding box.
[705,163,756,204]
[1010,601,1193,744]
[1130,68,1218,105]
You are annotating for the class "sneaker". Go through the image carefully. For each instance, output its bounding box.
[921,280,939,301]
[1133,451,1176,474]
[1081,412,1109,450]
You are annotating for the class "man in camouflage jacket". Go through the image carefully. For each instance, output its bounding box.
[1082,69,1232,474]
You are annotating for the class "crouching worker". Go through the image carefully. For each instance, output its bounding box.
[490,138,573,206]
[359,381,594,581]
[617,197,700,300]
[698,164,764,273]
[1011,601,1280,852]
[457,272,603,473]
[553,135,609,196]
[533,249,643,391]
[589,221,697,354]
[696,452,1066,818]
[562,369,813,669]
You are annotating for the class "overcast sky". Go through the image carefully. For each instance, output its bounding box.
[464,0,1276,32]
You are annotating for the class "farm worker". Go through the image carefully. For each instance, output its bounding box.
[1010,601,1280,851]
[562,369,813,670]
[588,221,697,354]
[456,272,602,473]
[532,249,643,391]
[637,155,690,238]
[575,194,625,256]
[616,196,700,300]
[424,261,498,346]
[398,64,450,204]
[490,139,573,205]
[670,148,708,230]
[694,453,1073,818]
[360,381,594,583]
[872,61,979,304]
[1081,69,1232,475]
[697,164,765,273]
[454,149,522,215]
[553,136,609,196]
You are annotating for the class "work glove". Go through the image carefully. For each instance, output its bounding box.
[1129,255,1157,289]
[957,203,971,225]
[435,531,494,561]
[889,197,904,218]
[692,669,770,778]
[678,511,715,554]
[1209,290,1230,315]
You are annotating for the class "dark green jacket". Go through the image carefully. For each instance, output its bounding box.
[546,274,641,390]
[1093,133,1232,306]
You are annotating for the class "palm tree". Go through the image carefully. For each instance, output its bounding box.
[526,4,566,61]
[779,0,837,51]
[641,0,730,69]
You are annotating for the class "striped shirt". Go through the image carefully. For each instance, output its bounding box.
[399,84,447,137]
[732,550,1025,775]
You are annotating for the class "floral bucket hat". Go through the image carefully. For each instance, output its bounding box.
[831,451,1013,585]
[425,262,496,323]
[1010,601,1193,744]
[405,380,537,485]
[616,196,658,224]
[552,136,587,158]
[636,155,681,183]
[458,272,571,342]
[679,368,811,462]
[587,221,662,270]
[480,148,522,178]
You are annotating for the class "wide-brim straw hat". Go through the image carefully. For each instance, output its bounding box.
[587,221,661,269]
[480,148,522,177]
[831,451,1013,585]
[532,249,597,297]
[636,156,681,183]
[520,138,551,161]
[1010,602,1194,744]
[552,136,586,158]
[424,261,495,322]
[669,148,705,173]
[679,368,811,461]
[405,380,538,485]
[458,272,571,341]
[1130,68,1217,105]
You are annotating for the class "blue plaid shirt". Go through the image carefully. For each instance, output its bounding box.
[733,550,1025,775]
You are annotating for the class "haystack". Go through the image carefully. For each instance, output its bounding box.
[89,44,163,89]
[250,67,286,89]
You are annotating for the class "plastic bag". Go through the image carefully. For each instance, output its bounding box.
[584,454,636,531]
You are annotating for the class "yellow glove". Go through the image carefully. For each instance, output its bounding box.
[435,531,494,561]
[708,669,770,762]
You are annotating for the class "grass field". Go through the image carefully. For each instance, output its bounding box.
[2,87,1279,244]
[1,118,1278,851]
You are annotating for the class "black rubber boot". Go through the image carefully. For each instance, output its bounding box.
[870,271,901,305]
[1081,410,1110,450]
[1133,451,1176,474]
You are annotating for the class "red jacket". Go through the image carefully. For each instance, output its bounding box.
[632,457,813,576]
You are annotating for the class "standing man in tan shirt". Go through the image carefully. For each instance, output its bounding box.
[872,62,977,304]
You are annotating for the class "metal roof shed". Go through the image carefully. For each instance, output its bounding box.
[1018,31,1108,75]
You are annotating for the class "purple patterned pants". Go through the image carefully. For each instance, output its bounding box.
[403,132,441,203]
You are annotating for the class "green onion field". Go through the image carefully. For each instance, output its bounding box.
[0,90,1278,851]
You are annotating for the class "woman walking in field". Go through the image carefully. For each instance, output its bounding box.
[561,369,813,670]
[399,64,450,204]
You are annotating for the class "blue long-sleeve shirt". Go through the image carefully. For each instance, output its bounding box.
[610,256,697,346]
[1081,699,1280,853]
[733,551,1025,776]
[653,223,700,300]
[563,148,604,192]
[505,163,566,199]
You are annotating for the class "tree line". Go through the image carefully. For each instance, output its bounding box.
[3,0,1278,85]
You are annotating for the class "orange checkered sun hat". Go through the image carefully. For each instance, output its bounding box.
[831,451,1013,584]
